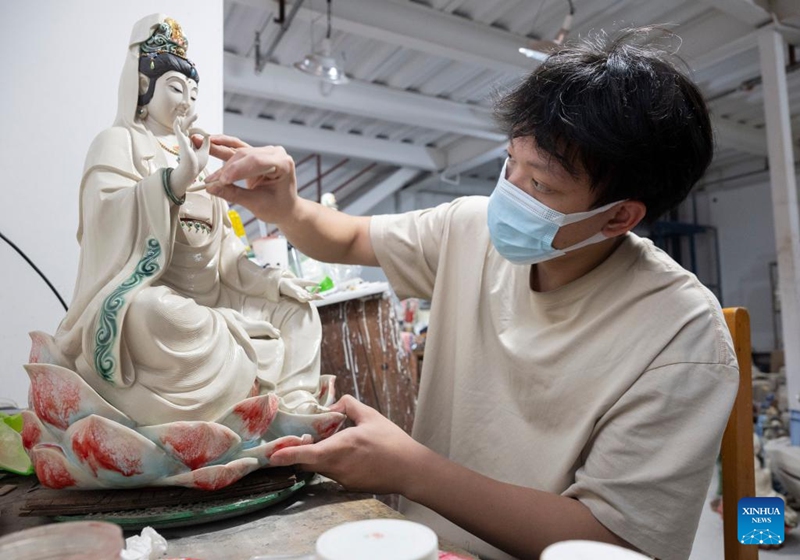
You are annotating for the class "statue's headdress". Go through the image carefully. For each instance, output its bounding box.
[140,17,190,68]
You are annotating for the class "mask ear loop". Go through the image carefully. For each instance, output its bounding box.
[555,200,627,255]
[559,199,627,226]
[557,231,611,255]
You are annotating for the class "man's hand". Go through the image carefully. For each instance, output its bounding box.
[271,396,635,559]
[195,134,378,267]
[269,395,427,495]
[202,138,299,227]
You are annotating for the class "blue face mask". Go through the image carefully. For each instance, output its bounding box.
[487,159,623,265]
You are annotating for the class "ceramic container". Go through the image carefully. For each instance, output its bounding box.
[0,521,123,560]
[315,519,439,560]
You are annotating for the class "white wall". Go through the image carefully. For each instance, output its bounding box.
[0,0,223,407]
[694,180,787,353]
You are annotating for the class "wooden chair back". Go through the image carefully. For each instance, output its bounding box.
[721,307,758,560]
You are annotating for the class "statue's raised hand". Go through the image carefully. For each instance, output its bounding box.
[170,114,211,197]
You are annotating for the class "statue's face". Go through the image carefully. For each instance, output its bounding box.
[147,70,198,130]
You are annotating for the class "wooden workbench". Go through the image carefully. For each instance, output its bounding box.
[0,474,476,559]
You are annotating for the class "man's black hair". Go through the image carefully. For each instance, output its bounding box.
[138,52,200,107]
[494,27,713,224]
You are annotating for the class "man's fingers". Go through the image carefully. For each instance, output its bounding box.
[269,440,324,467]
[206,183,263,208]
[206,151,244,183]
[209,142,237,162]
[215,156,278,186]
[206,135,250,163]
[211,134,252,150]
[329,395,373,423]
[191,134,207,149]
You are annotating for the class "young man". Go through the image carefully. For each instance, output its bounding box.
[202,29,738,560]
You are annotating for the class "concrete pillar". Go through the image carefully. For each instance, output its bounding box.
[758,28,800,444]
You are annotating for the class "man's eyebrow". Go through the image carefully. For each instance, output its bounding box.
[526,158,549,171]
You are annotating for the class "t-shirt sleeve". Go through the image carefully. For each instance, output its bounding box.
[562,361,738,560]
[369,201,454,300]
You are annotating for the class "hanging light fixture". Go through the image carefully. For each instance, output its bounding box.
[519,0,575,62]
[294,0,349,85]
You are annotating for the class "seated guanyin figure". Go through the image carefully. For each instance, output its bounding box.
[21,14,343,490]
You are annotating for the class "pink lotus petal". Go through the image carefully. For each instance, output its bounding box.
[66,415,171,481]
[218,393,279,441]
[139,422,241,470]
[25,364,133,430]
[316,375,337,407]
[28,331,57,364]
[20,410,56,451]
[267,410,346,442]
[313,414,345,441]
[26,364,80,430]
[29,444,100,490]
[163,457,259,490]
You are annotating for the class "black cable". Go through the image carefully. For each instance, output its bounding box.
[326,0,332,40]
[0,230,68,312]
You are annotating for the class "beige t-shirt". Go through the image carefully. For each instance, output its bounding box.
[370,196,738,560]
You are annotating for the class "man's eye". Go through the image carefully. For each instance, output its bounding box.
[532,180,552,194]
[170,86,183,94]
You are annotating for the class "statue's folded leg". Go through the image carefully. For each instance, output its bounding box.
[244,298,322,407]
[115,286,258,424]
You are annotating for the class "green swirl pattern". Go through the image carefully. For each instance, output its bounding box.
[94,238,162,382]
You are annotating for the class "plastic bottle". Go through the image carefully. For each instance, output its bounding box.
[228,209,256,259]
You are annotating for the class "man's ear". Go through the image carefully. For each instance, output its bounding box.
[603,200,646,237]
[138,74,150,96]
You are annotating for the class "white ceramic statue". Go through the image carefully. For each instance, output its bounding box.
[21,14,343,490]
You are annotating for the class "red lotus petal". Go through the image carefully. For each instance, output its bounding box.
[189,459,254,491]
[27,365,81,430]
[220,394,279,441]
[69,416,144,477]
[151,422,239,470]
[28,331,56,364]
[21,410,43,451]
[31,445,76,489]
[313,415,344,441]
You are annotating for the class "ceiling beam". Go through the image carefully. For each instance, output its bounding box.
[713,115,769,157]
[397,174,495,212]
[231,0,534,75]
[225,54,505,141]
[225,113,445,170]
[698,0,771,27]
[689,31,760,79]
[713,114,800,159]
[443,137,507,177]
[342,168,420,215]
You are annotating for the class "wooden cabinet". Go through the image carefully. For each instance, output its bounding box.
[317,291,418,435]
